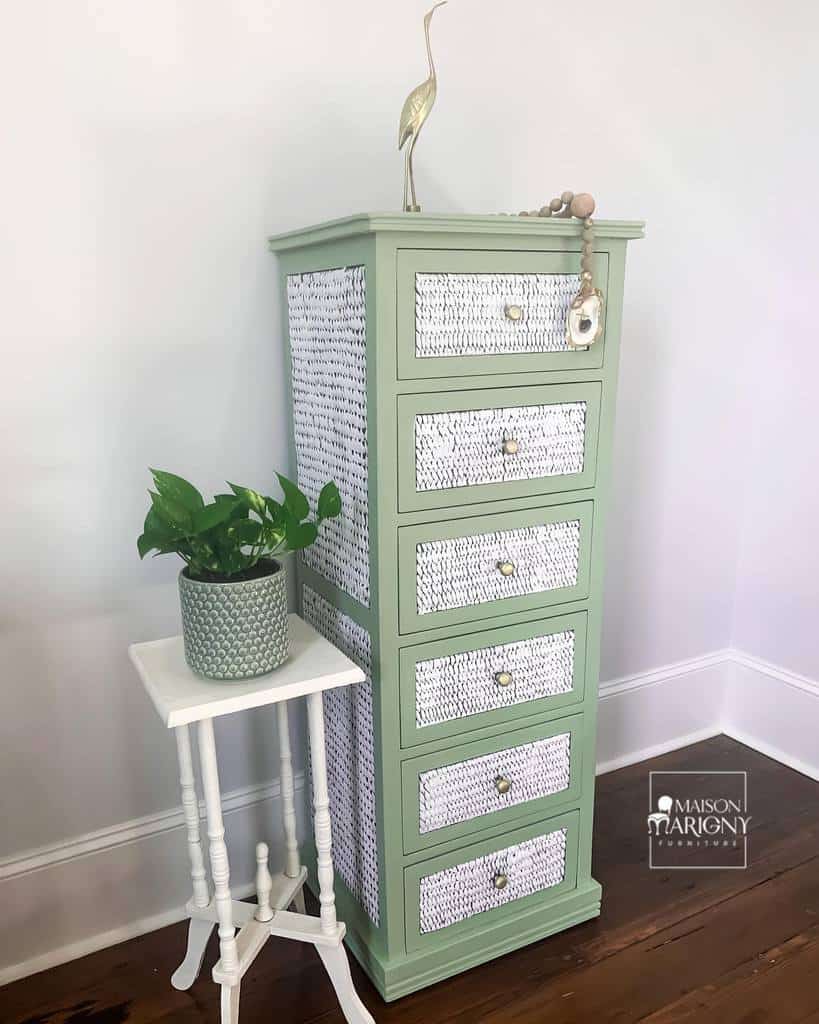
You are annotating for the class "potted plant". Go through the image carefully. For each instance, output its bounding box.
[137,468,340,680]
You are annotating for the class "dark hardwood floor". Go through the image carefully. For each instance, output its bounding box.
[4,735,819,1024]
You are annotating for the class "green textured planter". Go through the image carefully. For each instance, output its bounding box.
[178,559,289,681]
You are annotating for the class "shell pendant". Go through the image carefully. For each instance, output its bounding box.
[566,289,604,349]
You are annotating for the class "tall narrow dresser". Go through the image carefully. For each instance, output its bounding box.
[270,213,643,1000]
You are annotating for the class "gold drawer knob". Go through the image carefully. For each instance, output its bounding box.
[497,560,516,577]
[495,775,512,795]
[504,304,522,322]
[494,671,513,687]
[493,872,508,890]
[501,438,519,455]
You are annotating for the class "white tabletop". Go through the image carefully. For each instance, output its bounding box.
[129,614,365,728]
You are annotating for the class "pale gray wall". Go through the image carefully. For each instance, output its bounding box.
[1,0,817,866]
[731,356,819,679]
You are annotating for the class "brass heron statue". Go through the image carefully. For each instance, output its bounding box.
[398,1,447,212]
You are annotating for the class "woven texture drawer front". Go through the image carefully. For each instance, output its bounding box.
[419,826,568,933]
[418,732,571,833]
[415,402,587,492]
[415,272,580,358]
[416,520,581,615]
[415,629,575,729]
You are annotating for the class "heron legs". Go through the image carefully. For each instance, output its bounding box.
[403,144,410,211]
[403,133,421,212]
[409,134,419,210]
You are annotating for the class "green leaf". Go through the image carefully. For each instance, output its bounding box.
[213,541,251,576]
[143,505,160,533]
[317,481,341,520]
[215,493,248,521]
[174,540,195,561]
[284,515,318,551]
[276,473,309,521]
[227,482,267,516]
[153,541,185,557]
[265,496,283,519]
[149,490,193,531]
[229,519,263,546]
[192,500,236,534]
[262,521,286,552]
[137,531,160,558]
[138,529,182,559]
[143,504,181,539]
[149,469,204,511]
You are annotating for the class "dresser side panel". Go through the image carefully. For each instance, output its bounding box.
[286,265,370,606]
[302,585,380,926]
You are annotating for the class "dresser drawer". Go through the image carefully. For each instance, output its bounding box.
[399,612,587,748]
[398,383,601,512]
[398,502,592,634]
[404,810,580,950]
[401,715,582,853]
[397,249,609,379]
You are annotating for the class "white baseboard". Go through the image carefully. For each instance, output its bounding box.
[0,776,297,882]
[0,774,306,988]
[596,725,723,776]
[595,650,729,774]
[1,648,816,987]
[722,725,819,783]
[722,649,819,782]
[0,882,252,991]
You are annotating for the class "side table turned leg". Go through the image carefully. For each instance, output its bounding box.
[171,724,214,991]
[277,700,306,914]
[307,692,375,1024]
[198,718,241,1024]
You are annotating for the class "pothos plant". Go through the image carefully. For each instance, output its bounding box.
[137,469,341,582]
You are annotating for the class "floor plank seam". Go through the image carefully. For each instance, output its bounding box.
[609,851,819,945]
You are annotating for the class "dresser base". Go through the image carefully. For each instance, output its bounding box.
[309,874,602,1002]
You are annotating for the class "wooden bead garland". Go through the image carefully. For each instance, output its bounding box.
[512,191,604,349]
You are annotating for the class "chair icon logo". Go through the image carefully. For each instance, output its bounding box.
[647,794,673,833]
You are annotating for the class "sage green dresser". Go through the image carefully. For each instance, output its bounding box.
[270,213,643,1000]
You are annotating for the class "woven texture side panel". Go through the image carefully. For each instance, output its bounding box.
[419,827,568,933]
[416,520,581,615]
[418,732,571,834]
[301,586,379,925]
[287,266,369,606]
[415,273,581,357]
[415,629,575,729]
[415,402,587,491]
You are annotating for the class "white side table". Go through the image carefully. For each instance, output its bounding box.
[129,614,375,1024]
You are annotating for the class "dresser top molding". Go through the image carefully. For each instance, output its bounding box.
[268,212,645,252]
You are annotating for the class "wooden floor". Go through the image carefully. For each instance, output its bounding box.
[4,735,819,1024]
